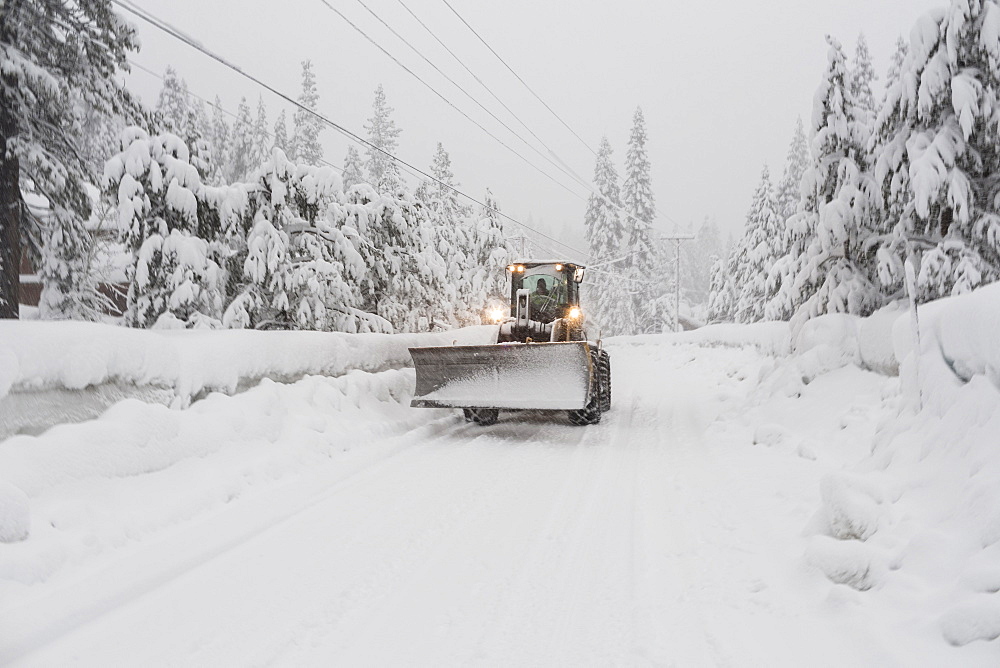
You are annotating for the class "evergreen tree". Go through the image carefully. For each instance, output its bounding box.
[622,106,667,333]
[873,1,1000,303]
[251,95,270,168]
[207,96,230,185]
[291,60,323,167]
[364,84,402,193]
[849,33,877,118]
[225,152,372,332]
[775,118,810,226]
[426,142,476,326]
[342,145,365,190]
[104,128,227,328]
[155,66,190,133]
[345,184,430,332]
[273,109,289,155]
[474,187,509,309]
[1,0,140,318]
[884,36,908,97]
[706,254,736,323]
[734,165,782,323]
[228,97,254,182]
[583,136,631,336]
[769,36,880,322]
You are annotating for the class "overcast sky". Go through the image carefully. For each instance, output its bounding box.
[123,0,945,255]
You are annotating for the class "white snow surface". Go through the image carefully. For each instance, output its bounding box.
[2,289,1000,663]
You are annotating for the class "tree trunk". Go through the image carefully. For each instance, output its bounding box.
[0,3,21,319]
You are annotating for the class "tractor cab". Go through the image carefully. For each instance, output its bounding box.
[499,261,586,343]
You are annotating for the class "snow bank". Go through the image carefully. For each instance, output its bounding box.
[796,284,1000,649]
[0,370,418,500]
[0,321,497,438]
[894,282,1000,409]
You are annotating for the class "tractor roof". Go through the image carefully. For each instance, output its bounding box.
[509,260,585,269]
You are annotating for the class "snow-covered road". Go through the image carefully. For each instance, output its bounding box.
[1,337,995,665]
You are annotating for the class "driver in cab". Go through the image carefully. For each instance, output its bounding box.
[530,277,557,322]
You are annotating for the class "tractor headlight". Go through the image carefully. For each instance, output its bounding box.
[488,307,506,323]
[568,307,581,319]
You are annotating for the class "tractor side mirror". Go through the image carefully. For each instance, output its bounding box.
[574,267,585,283]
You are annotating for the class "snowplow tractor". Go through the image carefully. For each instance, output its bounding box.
[409,261,611,426]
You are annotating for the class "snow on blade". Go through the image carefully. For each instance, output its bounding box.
[410,342,591,410]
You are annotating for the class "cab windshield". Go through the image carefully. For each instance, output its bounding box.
[522,267,568,323]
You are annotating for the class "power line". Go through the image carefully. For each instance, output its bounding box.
[437,0,685,233]
[110,0,589,260]
[392,0,591,189]
[439,0,597,157]
[346,0,594,196]
[316,0,590,205]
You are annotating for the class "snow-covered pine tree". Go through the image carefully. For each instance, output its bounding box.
[250,96,270,168]
[343,183,430,332]
[775,118,810,234]
[734,165,782,323]
[342,146,365,191]
[180,100,212,182]
[768,36,881,322]
[291,60,323,167]
[228,97,254,183]
[1,0,140,319]
[423,142,477,326]
[849,33,877,118]
[706,253,736,323]
[474,187,509,309]
[272,110,289,155]
[884,36,908,98]
[583,136,632,336]
[104,128,228,328]
[364,85,402,194]
[207,96,230,185]
[155,66,191,134]
[872,1,1000,303]
[622,106,668,333]
[225,152,374,332]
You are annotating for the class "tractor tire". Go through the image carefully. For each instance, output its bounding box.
[568,395,602,425]
[569,349,603,425]
[468,408,499,426]
[598,349,611,412]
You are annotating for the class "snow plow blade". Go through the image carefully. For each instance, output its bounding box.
[409,341,593,411]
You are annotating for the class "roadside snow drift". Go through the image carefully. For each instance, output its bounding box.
[0,321,498,438]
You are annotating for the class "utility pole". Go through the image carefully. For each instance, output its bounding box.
[507,233,530,258]
[658,233,695,332]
